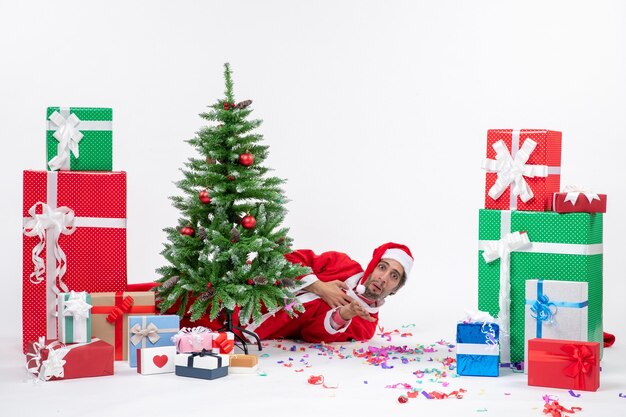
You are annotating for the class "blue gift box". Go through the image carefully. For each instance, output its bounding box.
[128,315,180,368]
[456,322,500,377]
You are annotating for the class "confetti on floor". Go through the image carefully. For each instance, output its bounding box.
[568,389,581,398]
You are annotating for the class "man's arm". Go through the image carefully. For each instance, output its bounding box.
[285,250,363,307]
[299,305,379,343]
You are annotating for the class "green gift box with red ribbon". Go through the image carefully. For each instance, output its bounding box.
[477,209,603,364]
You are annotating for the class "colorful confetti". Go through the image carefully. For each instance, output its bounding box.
[542,399,582,416]
[307,375,324,385]
[385,382,412,389]
[568,390,581,398]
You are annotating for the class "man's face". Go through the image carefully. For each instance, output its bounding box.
[362,258,405,300]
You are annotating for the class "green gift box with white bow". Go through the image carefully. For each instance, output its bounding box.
[57,291,92,344]
[46,107,113,171]
[477,209,603,364]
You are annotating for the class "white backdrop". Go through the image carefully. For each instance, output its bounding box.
[1,0,625,349]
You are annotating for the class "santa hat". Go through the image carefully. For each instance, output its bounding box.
[358,242,414,288]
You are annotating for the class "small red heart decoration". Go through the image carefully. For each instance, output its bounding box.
[153,355,169,368]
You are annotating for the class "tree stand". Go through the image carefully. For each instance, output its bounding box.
[218,310,262,354]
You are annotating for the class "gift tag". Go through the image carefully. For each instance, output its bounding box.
[137,346,176,375]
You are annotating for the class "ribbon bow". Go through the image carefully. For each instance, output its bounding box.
[463,309,497,324]
[480,322,499,349]
[172,326,211,349]
[214,333,233,352]
[22,202,76,288]
[563,185,600,205]
[481,231,531,263]
[530,294,557,325]
[191,348,214,358]
[482,138,548,203]
[106,295,134,323]
[63,291,92,319]
[48,110,84,171]
[561,344,595,380]
[130,322,160,346]
[26,337,69,381]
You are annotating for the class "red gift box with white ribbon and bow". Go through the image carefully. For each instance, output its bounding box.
[25,337,114,381]
[553,186,607,213]
[22,170,127,353]
[482,129,562,212]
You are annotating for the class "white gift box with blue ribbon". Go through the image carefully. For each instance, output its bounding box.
[524,279,588,373]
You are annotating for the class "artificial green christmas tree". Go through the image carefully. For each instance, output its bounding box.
[155,63,310,343]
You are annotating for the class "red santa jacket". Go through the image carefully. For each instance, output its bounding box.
[246,249,382,342]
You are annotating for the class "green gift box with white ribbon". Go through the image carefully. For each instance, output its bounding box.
[477,209,603,364]
[57,291,92,344]
[46,107,113,171]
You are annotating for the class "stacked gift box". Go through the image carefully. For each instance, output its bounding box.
[169,326,236,379]
[23,107,131,381]
[472,129,604,390]
[22,107,256,383]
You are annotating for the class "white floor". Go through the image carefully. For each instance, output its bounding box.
[1,326,623,417]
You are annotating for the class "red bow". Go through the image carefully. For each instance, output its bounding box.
[214,333,234,353]
[106,295,134,323]
[561,344,594,378]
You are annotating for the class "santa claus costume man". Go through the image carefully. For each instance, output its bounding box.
[246,242,414,343]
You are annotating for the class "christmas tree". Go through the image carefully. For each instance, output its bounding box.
[155,63,310,327]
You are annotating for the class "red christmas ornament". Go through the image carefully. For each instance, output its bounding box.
[180,226,195,237]
[239,152,254,167]
[241,215,256,229]
[226,174,236,181]
[199,190,211,204]
[246,260,252,265]
[223,102,235,110]
[247,279,254,285]
[273,280,281,287]
[206,282,213,289]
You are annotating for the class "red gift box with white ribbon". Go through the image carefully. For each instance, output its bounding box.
[26,337,114,381]
[482,129,562,211]
[527,338,600,391]
[22,170,127,353]
[553,186,607,213]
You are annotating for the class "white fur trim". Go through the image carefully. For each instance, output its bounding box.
[323,308,350,334]
[382,248,413,276]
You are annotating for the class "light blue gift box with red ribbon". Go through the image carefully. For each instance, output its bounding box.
[456,321,500,377]
[523,279,588,372]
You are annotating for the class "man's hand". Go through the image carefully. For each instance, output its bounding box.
[305,280,353,308]
[339,300,375,322]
